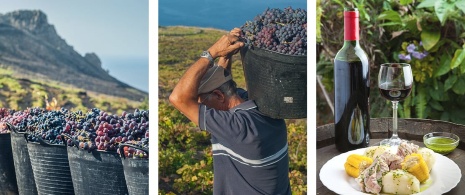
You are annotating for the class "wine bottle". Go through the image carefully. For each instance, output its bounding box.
[334,8,370,152]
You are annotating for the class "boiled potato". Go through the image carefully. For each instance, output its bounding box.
[382,170,420,195]
[418,147,436,172]
[363,145,396,159]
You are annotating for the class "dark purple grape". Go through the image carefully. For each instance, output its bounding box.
[240,7,306,56]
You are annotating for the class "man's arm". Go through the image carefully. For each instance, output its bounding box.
[169,30,244,126]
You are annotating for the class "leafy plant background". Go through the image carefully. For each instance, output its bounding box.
[317,0,465,125]
[158,26,307,195]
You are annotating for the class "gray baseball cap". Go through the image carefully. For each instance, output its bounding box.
[198,65,232,95]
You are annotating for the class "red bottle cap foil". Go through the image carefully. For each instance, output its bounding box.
[344,11,359,41]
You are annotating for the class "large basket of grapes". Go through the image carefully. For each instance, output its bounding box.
[26,138,75,194]
[7,123,36,195]
[25,109,77,194]
[66,146,128,195]
[0,130,19,195]
[63,108,148,195]
[119,143,148,195]
[240,7,307,119]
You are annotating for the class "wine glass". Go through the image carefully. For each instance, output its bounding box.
[378,63,413,146]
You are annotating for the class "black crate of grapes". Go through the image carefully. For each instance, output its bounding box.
[119,143,148,195]
[67,147,129,195]
[8,123,37,195]
[26,141,75,194]
[240,7,307,119]
[241,47,306,119]
[0,133,18,194]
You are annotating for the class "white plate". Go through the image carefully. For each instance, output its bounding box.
[319,148,461,195]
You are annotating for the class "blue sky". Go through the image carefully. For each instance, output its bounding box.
[0,0,150,92]
[0,0,148,59]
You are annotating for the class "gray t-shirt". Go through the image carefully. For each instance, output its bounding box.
[198,97,291,195]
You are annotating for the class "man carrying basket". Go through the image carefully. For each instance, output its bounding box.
[170,28,291,195]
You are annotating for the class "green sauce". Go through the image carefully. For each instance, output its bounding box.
[424,137,457,154]
[420,178,432,192]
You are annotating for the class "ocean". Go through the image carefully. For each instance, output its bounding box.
[102,56,149,93]
[158,0,307,30]
[108,1,306,94]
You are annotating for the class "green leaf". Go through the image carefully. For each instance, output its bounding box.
[444,74,458,91]
[400,0,413,5]
[421,30,441,51]
[460,60,465,74]
[353,1,370,22]
[434,54,451,77]
[403,96,412,118]
[452,76,465,95]
[429,81,445,101]
[428,39,446,53]
[404,18,420,34]
[415,87,428,118]
[435,0,456,26]
[450,110,465,124]
[450,49,465,69]
[398,103,405,118]
[383,1,392,10]
[378,22,404,27]
[455,0,465,14]
[429,100,444,111]
[440,111,450,121]
[417,0,439,8]
[377,10,402,23]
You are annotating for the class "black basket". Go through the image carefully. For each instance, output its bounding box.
[241,47,307,119]
[26,136,74,195]
[67,147,129,195]
[8,123,36,195]
[119,144,148,195]
[0,131,19,195]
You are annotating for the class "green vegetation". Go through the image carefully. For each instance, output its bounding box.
[317,0,465,125]
[158,26,307,194]
[0,66,145,114]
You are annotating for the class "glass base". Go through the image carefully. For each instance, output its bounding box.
[379,137,403,147]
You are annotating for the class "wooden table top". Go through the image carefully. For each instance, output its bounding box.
[317,118,465,195]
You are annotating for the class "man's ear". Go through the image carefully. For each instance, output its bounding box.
[212,89,225,102]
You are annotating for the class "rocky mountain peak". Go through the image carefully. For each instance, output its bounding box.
[0,10,147,101]
[2,10,51,34]
[84,53,102,68]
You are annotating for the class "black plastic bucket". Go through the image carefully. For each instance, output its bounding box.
[26,137,74,195]
[119,144,148,195]
[0,132,19,195]
[241,47,307,119]
[67,147,129,195]
[8,123,37,195]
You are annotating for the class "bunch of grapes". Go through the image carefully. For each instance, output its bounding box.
[240,7,307,55]
[120,142,148,159]
[66,108,149,155]
[26,108,75,145]
[0,108,14,133]
[0,107,47,134]
[119,133,149,159]
[13,108,47,132]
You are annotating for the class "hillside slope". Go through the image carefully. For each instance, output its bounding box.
[0,10,147,101]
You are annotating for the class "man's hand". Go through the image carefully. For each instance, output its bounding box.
[229,28,242,37]
[208,28,244,59]
[217,28,243,72]
[217,55,232,73]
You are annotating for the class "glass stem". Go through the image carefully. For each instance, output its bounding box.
[392,101,399,140]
